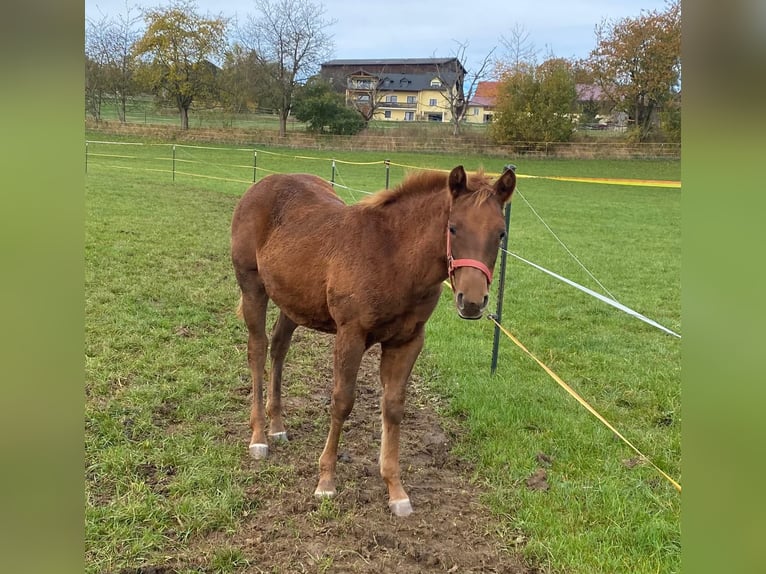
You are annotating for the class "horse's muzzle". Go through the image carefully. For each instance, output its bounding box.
[455,292,489,320]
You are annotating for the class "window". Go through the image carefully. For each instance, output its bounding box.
[429,98,437,106]
[472,107,479,115]
[385,95,398,103]
[430,78,442,87]
[404,111,414,121]
[406,95,416,104]
[384,110,391,119]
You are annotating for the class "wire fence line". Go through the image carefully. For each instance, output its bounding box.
[85,138,680,338]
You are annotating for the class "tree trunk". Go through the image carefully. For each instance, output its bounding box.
[181,106,189,130]
[279,110,288,137]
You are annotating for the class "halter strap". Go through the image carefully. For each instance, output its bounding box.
[446,227,493,286]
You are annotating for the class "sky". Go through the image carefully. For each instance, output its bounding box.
[85,0,670,71]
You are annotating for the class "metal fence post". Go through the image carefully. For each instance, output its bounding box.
[172,145,176,181]
[331,159,336,187]
[253,151,257,182]
[490,164,516,375]
[385,159,390,189]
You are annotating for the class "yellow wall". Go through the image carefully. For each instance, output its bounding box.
[360,88,457,122]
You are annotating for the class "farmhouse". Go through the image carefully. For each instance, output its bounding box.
[320,58,466,123]
[465,81,498,124]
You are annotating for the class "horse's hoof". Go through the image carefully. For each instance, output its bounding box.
[269,431,288,442]
[389,498,413,517]
[249,443,268,459]
[314,488,336,499]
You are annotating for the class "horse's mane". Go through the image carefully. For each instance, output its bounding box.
[358,169,494,209]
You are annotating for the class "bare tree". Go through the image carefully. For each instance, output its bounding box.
[436,42,496,136]
[497,23,539,75]
[85,3,142,122]
[346,69,386,123]
[85,14,112,121]
[110,2,142,122]
[238,0,335,137]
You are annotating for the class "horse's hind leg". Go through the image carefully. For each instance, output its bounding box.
[266,311,297,441]
[239,279,270,459]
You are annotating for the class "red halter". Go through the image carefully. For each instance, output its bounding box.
[446,226,493,287]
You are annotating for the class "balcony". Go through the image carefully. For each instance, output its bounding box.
[378,101,417,109]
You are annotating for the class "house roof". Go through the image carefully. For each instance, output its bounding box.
[474,81,499,100]
[576,84,605,101]
[323,57,459,67]
[469,96,495,107]
[469,81,499,107]
[375,72,459,92]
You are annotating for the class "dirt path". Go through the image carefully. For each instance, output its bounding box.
[203,330,535,573]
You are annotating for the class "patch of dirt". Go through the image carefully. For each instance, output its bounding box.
[191,330,535,573]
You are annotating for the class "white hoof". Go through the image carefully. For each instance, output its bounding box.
[269,431,288,442]
[389,498,413,517]
[314,488,336,499]
[249,443,268,459]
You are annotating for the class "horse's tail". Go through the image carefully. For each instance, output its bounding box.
[236,295,244,320]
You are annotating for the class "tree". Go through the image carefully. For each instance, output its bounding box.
[292,77,364,135]
[588,0,681,141]
[346,70,387,124]
[133,0,228,129]
[491,57,577,145]
[238,0,335,137]
[218,44,282,114]
[436,42,496,136]
[85,14,112,121]
[496,23,538,76]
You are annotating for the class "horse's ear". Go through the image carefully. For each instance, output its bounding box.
[448,166,469,198]
[494,168,516,204]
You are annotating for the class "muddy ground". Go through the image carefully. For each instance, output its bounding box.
[137,329,537,574]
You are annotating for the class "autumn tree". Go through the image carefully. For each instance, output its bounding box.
[436,42,496,136]
[133,0,228,129]
[587,0,681,141]
[491,57,577,145]
[238,0,335,137]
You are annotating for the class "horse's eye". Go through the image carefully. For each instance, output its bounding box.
[499,230,507,242]
[449,224,457,235]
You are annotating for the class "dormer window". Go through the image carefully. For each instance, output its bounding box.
[430,78,442,87]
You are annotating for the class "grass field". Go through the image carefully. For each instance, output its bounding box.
[85,134,680,573]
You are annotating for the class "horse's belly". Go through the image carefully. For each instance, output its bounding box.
[261,266,336,333]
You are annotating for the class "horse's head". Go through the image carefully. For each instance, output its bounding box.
[446,165,515,319]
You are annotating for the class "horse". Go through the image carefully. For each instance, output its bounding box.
[231,165,515,516]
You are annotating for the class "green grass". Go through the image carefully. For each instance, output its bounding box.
[423,177,680,572]
[85,134,680,573]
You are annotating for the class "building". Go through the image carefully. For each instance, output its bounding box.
[320,58,466,123]
[465,81,498,124]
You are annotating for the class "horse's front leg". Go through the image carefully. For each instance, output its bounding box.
[379,329,425,517]
[315,328,365,498]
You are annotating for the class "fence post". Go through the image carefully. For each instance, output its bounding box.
[385,159,390,189]
[490,164,516,375]
[253,151,257,182]
[85,141,88,174]
[172,145,176,181]
[331,159,336,187]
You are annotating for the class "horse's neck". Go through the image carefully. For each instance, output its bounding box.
[382,191,451,286]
